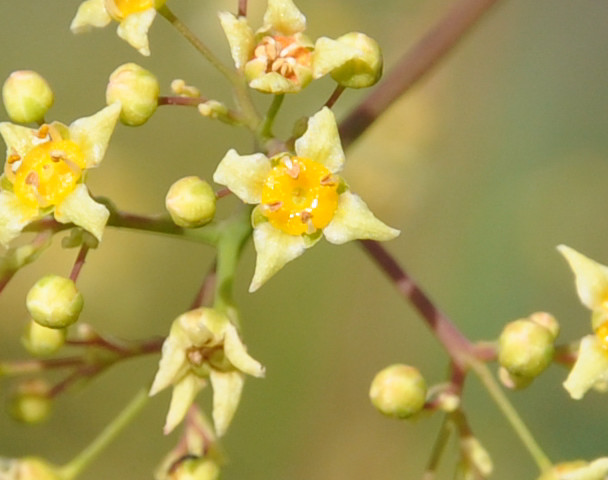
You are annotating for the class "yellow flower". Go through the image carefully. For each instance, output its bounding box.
[538,458,608,480]
[149,308,264,436]
[213,107,400,291]
[70,0,166,56]
[219,0,380,93]
[0,103,120,247]
[558,245,608,399]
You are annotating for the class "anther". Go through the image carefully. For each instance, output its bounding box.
[50,150,64,162]
[264,201,283,212]
[7,153,21,164]
[285,159,300,179]
[320,174,338,187]
[186,347,205,367]
[36,125,49,139]
[25,171,40,187]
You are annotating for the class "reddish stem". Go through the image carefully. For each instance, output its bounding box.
[359,240,474,368]
[70,243,90,282]
[324,85,346,109]
[238,0,247,17]
[158,96,208,107]
[339,0,502,149]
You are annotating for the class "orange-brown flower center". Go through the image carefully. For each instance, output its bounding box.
[252,35,312,82]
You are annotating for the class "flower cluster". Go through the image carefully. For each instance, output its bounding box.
[213,107,400,291]
[0,103,120,246]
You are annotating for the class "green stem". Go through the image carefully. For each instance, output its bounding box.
[58,388,149,480]
[259,94,285,141]
[213,206,253,315]
[157,5,261,130]
[469,359,552,473]
[421,415,453,480]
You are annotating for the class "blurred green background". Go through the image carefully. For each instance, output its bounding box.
[1,0,608,478]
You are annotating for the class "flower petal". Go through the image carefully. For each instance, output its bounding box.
[224,322,265,378]
[209,370,244,437]
[323,191,400,244]
[295,107,344,173]
[218,12,255,70]
[563,335,608,400]
[149,328,189,396]
[0,191,39,247]
[67,103,120,168]
[561,458,608,480]
[248,71,302,94]
[213,149,270,204]
[53,184,110,241]
[312,36,361,79]
[116,8,156,56]
[558,245,608,312]
[0,123,39,159]
[262,0,306,35]
[70,0,112,33]
[250,222,308,292]
[163,374,206,435]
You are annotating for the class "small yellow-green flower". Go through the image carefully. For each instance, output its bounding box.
[0,457,61,480]
[149,308,264,436]
[213,107,400,291]
[0,103,120,247]
[558,245,608,399]
[219,0,379,93]
[71,0,166,56]
[538,458,608,480]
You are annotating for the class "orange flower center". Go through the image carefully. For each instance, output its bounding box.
[253,35,312,82]
[105,0,155,20]
[261,156,339,236]
[12,139,86,209]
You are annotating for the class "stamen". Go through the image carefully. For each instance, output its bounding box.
[320,174,338,187]
[47,125,62,142]
[300,212,316,234]
[7,153,21,164]
[25,171,39,187]
[50,150,64,162]
[186,347,205,367]
[60,156,83,176]
[36,125,49,139]
[3,160,16,183]
[285,159,300,179]
[263,201,283,212]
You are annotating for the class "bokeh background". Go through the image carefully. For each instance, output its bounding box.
[1,0,608,478]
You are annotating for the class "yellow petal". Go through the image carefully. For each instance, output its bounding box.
[0,123,40,159]
[209,370,244,437]
[70,0,112,33]
[213,149,270,204]
[117,8,155,56]
[53,184,110,241]
[250,222,307,292]
[295,107,345,173]
[68,103,120,168]
[262,0,306,35]
[224,322,265,378]
[558,245,608,312]
[323,191,400,244]
[0,191,39,247]
[563,335,608,400]
[163,374,206,435]
[218,12,254,70]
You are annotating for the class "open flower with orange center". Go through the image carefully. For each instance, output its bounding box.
[213,107,400,291]
[70,0,166,56]
[558,245,608,399]
[0,103,120,247]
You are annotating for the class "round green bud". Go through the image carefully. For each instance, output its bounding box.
[498,365,534,390]
[498,319,555,379]
[529,311,560,340]
[369,364,427,419]
[169,458,220,480]
[2,70,54,124]
[330,33,383,89]
[26,275,84,329]
[106,63,159,126]
[166,176,216,228]
[21,320,66,356]
[8,379,52,424]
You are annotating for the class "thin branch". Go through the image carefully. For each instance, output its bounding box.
[238,0,247,17]
[69,243,90,282]
[359,240,473,369]
[339,0,502,149]
[324,85,346,109]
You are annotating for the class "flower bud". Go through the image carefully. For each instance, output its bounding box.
[0,457,61,480]
[529,311,560,340]
[329,33,382,88]
[26,275,84,329]
[8,379,52,424]
[498,318,555,379]
[498,366,534,390]
[166,177,216,228]
[369,364,427,419]
[21,320,66,356]
[537,458,608,480]
[106,63,159,126]
[2,70,54,123]
[168,457,220,480]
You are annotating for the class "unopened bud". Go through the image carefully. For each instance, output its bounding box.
[166,176,216,228]
[529,312,560,340]
[106,63,159,126]
[498,318,555,379]
[26,275,84,329]
[498,366,534,390]
[369,364,427,419]
[22,320,66,356]
[168,457,220,480]
[8,379,52,424]
[330,33,382,88]
[2,70,54,123]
